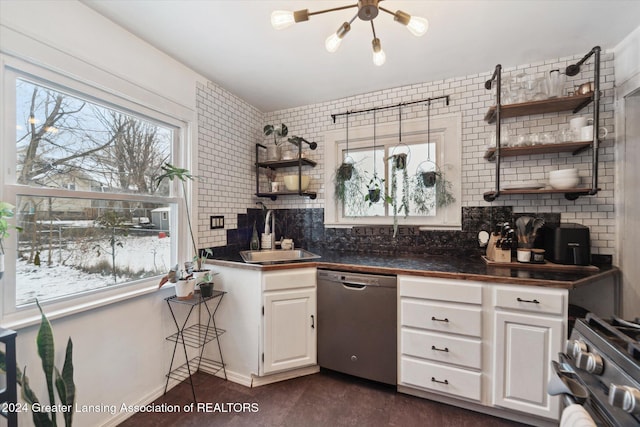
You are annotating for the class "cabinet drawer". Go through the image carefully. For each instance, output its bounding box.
[399,276,482,304]
[401,300,482,337]
[494,286,566,316]
[401,329,481,370]
[400,357,481,401]
[262,268,316,291]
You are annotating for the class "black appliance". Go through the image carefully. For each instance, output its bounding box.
[542,223,591,265]
[553,314,640,426]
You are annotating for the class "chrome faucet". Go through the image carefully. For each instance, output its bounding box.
[264,209,276,249]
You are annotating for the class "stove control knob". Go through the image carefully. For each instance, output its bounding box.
[609,384,640,416]
[565,339,587,358]
[575,351,604,375]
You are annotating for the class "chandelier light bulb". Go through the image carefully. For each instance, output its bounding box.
[325,33,342,53]
[325,22,351,53]
[271,10,295,30]
[406,15,429,37]
[372,38,386,66]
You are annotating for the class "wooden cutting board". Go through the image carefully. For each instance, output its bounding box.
[481,256,599,272]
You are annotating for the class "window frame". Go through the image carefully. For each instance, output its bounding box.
[323,114,462,229]
[0,55,194,327]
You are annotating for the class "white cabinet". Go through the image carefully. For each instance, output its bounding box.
[261,268,317,376]
[208,264,317,386]
[398,276,568,425]
[399,276,484,402]
[492,286,566,420]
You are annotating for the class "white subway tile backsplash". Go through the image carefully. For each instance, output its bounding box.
[197,50,616,254]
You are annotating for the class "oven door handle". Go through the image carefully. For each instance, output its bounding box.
[548,360,588,404]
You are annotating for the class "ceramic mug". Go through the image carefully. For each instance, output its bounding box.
[580,125,608,141]
[569,116,588,132]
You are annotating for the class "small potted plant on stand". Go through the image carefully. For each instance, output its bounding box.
[263,123,288,161]
[0,201,22,280]
[155,163,204,299]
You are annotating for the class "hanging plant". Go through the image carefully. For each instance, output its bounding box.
[334,161,366,216]
[364,173,391,206]
[390,157,410,237]
[412,167,456,214]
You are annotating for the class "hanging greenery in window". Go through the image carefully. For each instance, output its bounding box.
[333,112,366,216]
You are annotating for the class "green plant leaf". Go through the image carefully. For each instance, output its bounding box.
[22,366,54,427]
[55,338,75,427]
[36,300,58,427]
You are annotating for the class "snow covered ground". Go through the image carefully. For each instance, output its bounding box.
[16,234,171,305]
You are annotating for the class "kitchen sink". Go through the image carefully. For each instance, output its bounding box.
[239,249,321,264]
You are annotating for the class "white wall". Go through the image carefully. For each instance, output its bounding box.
[614,25,640,317]
[0,1,208,425]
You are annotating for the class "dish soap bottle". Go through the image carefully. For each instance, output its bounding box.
[250,221,260,250]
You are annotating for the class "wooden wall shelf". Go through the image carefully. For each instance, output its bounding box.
[484,93,593,124]
[483,141,592,160]
[483,187,600,202]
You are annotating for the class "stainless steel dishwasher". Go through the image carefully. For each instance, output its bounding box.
[317,269,397,385]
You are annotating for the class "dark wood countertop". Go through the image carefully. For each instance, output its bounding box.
[207,249,618,290]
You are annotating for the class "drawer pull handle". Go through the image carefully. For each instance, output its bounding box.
[431,345,449,352]
[311,315,315,329]
[516,297,540,304]
[431,316,449,322]
[431,377,449,385]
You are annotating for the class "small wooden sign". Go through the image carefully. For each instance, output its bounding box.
[352,226,419,236]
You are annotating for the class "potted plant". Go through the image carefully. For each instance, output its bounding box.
[0,201,22,280]
[196,271,219,298]
[0,300,76,427]
[411,167,456,215]
[364,173,391,206]
[263,123,288,161]
[389,153,410,237]
[333,160,366,216]
[155,163,206,298]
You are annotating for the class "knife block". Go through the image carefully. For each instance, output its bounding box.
[486,233,500,261]
[493,248,511,263]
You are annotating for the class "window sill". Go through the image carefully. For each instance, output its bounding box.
[1,279,174,330]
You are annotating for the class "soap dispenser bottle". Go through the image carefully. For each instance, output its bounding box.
[250,221,260,250]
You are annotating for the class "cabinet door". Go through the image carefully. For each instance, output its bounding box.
[493,311,563,420]
[262,287,317,375]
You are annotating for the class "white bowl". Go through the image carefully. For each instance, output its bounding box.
[549,175,580,189]
[549,168,578,179]
[283,175,310,191]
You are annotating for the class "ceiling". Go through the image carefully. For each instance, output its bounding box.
[81,1,640,112]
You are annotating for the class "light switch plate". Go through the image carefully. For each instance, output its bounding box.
[210,215,224,229]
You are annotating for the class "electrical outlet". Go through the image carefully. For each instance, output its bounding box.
[210,215,224,229]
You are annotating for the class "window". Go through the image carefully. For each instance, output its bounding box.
[324,115,461,228]
[2,58,187,318]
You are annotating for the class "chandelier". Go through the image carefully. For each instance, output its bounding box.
[271,0,429,66]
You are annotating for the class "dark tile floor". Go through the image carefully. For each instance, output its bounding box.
[119,370,527,427]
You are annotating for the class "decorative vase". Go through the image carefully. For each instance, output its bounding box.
[175,278,195,300]
[267,145,281,161]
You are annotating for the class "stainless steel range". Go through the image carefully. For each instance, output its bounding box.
[556,313,640,426]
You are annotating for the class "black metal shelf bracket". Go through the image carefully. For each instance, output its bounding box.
[483,46,601,201]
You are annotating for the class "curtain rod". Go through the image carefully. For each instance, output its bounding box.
[330,95,450,123]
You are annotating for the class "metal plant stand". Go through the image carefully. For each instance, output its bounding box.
[164,291,226,402]
[0,327,17,427]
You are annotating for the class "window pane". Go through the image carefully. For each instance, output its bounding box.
[15,195,173,306]
[343,147,385,217]
[15,78,173,196]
